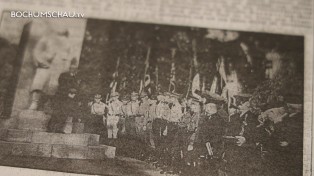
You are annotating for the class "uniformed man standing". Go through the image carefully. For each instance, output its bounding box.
[88,94,107,135]
[106,92,123,139]
[174,97,191,172]
[164,93,184,174]
[119,95,129,136]
[195,103,226,175]
[183,98,201,167]
[55,88,81,133]
[138,92,150,140]
[153,93,171,166]
[152,94,165,148]
[125,92,140,137]
[57,58,80,98]
[148,95,158,149]
[222,101,262,176]
[139,91,154,144]
[160,92,171,145]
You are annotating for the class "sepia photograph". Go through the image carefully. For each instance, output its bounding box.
[0,10,305,176]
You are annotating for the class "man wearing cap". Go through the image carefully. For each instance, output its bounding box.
[125,92,140,137]
[88,94,107,135]
[160,92,171,142]
[152,94,165,147]
[119,95,129,135]
[161,93,172,134]
[153,93,171,165]
[57,58,80,98]
[193,103,225,174]
[106,92,123,139]
[139,91,154,143]
[173,97,191,172]
[183,97,201,167]
[165,93,184,173]
[223,101,263,176]
[137,92,150,139]
[148,95,158,148]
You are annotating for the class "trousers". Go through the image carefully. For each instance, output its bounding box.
[106,115,120,139]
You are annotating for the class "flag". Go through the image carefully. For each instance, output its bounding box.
[169,62,176,92]
[210,76,218,94]
[185,60,193,98]
[109,57,120,94]
[155,65,159,91]
[110,81,117,94]
[240,42,253,65]
[201,77,206,93]
[140,47,151,94]
[217,57,227,84]
[144,48,150,71]
[191,73,201,100]
[226,70,242,106]
[139,80,143,94]
[192,39,199,70]
[144,74,151,94]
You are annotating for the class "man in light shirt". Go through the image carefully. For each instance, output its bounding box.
[125,92,140,137]
[88,94,107,135]
[106,92,123,139]
[138,91,151,140]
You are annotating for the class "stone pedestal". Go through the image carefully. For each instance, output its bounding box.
[1,110,116,160]
[17,110,51,132]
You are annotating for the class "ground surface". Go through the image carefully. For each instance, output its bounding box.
[0,128,303,176]
[0,155,166,176]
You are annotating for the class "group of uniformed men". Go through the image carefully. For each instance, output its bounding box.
[50,67,299,175]
[85,89,265,175]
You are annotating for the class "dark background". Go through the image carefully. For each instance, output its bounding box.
[78,19,304,106]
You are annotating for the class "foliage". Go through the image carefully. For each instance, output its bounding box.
[250,53,304,111]
[69,20,304,103]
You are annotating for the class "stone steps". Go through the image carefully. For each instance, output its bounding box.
[0,141,116,159]
[1,129,100,146]
[0,128,116,160]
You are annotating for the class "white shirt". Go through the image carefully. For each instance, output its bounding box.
[108,100,123,115]
[91,102,106,115]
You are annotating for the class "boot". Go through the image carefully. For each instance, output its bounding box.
[29,90,41,110]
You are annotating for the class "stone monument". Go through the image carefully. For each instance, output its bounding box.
[0,18,116,160]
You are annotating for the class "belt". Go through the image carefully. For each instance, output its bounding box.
[107,114,122,116]
[167,121,179,124]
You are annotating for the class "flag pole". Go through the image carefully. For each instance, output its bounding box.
[107,57,121,101]
[155,65,159,93]
[185,59,193,99]
[168,48,176,92]
[140,47,151,94]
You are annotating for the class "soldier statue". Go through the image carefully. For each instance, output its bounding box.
[29,28,71,111]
